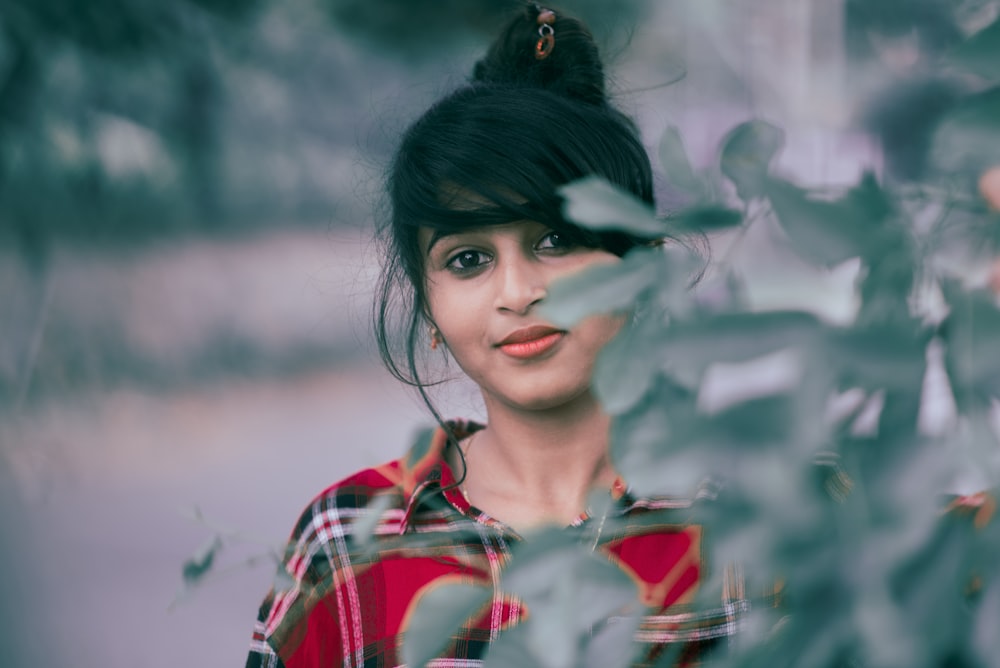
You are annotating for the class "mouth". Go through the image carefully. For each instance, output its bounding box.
[496,326,566,360]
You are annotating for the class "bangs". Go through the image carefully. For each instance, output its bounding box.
[389,83,654,264]
[416,187,638,263]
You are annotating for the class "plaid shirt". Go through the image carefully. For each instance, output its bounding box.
[246,421,759,668]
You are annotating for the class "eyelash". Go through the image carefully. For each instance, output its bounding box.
[445,249,490,274]
[444,231,575,275]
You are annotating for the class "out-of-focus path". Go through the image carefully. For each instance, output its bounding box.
[2,229,483,667]
[9,362,452,667]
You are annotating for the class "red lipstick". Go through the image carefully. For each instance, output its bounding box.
[496,326,565,360]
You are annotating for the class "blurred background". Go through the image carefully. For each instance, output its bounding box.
[1,0,996,665]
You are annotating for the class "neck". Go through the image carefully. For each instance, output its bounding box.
[465,391,615,528]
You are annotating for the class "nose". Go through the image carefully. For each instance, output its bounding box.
[494,254,546,315]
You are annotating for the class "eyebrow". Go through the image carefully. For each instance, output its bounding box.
[423,220,545,256]
[424,230,450,256]
[424,229,475,256]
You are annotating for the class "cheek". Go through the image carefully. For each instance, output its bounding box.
[423,279,453,329]
[425,287,482,348]
[586,313,626,348]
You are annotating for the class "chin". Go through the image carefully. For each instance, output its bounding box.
[493,381,594,413]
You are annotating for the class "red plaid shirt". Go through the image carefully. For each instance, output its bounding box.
[246,421,756,668]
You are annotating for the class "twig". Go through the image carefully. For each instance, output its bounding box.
[14,269,54,413]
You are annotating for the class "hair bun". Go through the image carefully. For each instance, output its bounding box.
[472,5,607,106]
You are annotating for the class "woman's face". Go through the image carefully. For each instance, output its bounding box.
[420,220,624,413]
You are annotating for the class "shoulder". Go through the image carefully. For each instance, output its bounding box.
[281,418,479,568]
[250,459,410,653]
[284,459,409,568]
[303,459,408,522]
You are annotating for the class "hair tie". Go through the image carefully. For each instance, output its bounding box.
[534,8,556,60]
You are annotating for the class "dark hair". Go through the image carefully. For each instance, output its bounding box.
[373,5,655,421]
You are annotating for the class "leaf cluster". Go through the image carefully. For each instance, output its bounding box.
[401,13,1000,665]
[537,76,998,668]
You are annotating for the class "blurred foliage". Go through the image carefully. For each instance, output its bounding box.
[0,0,651,256]
[2,0,258,251]
[8,0,260,55]
[396,4,1000,666]
[323,0,648,52]
[848,0,1000,184]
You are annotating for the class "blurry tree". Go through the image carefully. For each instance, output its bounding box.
[847,0,1000,183]
[0,0,659,408]
[1,0,264,408]
[0,0,651,252]
[323,0,648,53]
[1,0,259,249]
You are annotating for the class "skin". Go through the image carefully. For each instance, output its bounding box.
[420,220,624,531]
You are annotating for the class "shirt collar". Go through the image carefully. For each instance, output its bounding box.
[394,419,694,533]
[398,419,483,533]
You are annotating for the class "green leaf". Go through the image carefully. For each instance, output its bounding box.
[942,285,1000,402]
[182,534,223,586]
[582,611,642,668]
[559,177,666,236]
[659,311,822,385]
[844,170,895,225]
[500,530,639,668]
[530,577,580,668]
[931,88,1000,175]
[766,182,856,266]
[352,493,396,548]
[503,532,638,626]
[272,565,295,593]
[946,14,1000,82]
[702,394,799,448]
[857,249,916,325]
[404,427,435,470]
[402,581,492,668]
[827,324,927,391]
[539,247,663,327]
[611,406,703,498]
[972,581,1000,665]
[658,125,702,195]
[593,308,663,415]
[665,205,743,234]
[720,120,784,201]
[609,378,706,496]
[766,174,893,267]
[483,627,544,668]
[937,406,1000,494]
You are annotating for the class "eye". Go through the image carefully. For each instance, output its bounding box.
[536,230,577,252]
[446,249,491,273]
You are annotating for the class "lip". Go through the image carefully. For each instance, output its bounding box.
[496,325,566,360]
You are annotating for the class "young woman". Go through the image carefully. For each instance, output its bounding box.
[246,5,742,666]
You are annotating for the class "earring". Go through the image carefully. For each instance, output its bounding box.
[429,327,442,351]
